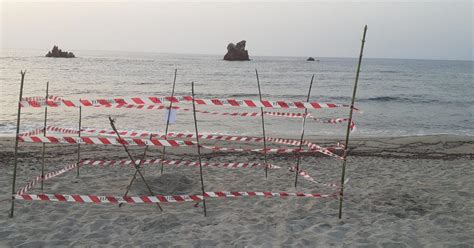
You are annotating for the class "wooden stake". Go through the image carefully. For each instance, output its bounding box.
[294,75,314,187]
[161,68,178,174]
[10,70,26,218]
[76,106,82,177]
[40,82,49,190]
[255,69,269,178]
[118,131,153,208]
[339,25,367,219]
[109,117,163,211]
[118,69,178,207]
[191,82,207,216]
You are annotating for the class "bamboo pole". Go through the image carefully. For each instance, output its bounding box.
[294,75,315,187]
[161,69,178,174]
[10,70,26,218]
[255,69,269,178]
[191,82,207,216]
[76,106,82,177]
[40,82,49,190]
[338,25,367,219]
[109,117,163,211]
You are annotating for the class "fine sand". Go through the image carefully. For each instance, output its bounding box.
[0,135,473,247]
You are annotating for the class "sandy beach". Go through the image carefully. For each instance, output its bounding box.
[0,135,472,247]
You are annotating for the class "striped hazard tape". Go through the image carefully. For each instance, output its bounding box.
[43,126,80,135]
[288,166,338,188]
[199,145,327,155]
[19,126,345,160]
[17,135,195,147]
[21,96,63,102]
[78,128,311,148]
[53,126,338,151]
[16,163,80,195]
[19,95,354,110]
[191,111,357,131]
[19,127,45,137]
[308,116,356,132]
[17,134,342,157]
[19,99,358,130]
[14,191,334,204]
[193,110,307,118]
[80,158,326,186]
[80,158,281,169]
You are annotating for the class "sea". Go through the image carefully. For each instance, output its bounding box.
[1,49,473,139]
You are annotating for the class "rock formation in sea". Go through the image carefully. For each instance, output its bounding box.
[223,40,249,61]
[45,45,75,58]
[307,57,315,61]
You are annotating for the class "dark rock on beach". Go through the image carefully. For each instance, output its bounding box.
[224,40,250,61]
[45,45,75,58]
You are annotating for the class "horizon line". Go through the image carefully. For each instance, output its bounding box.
[1,47,472,62]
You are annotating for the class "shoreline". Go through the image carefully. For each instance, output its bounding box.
[1,134,472,160]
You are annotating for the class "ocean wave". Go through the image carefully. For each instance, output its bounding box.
[376,70,401,74]
[359,96,473,105]
[364,96,401,102]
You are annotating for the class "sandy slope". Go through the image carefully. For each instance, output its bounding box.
[0,135,473,247]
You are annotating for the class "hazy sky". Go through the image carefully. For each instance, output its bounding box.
[1,1,472,60]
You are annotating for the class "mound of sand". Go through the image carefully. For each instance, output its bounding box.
[130,173,197,195]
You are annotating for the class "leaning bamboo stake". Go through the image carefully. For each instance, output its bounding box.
[161,68,178,174]
[338,25,367,219]
[118,69,178,207]
[40,82,49,190]
[109,117,163,211]
[10,70,26,218]
[294,75,314,187]
[191,82,207,216]
[76,106,82,177]
[255,69,269,178]
[118,131,154,208]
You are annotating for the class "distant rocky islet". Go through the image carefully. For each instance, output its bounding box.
[45,45,75,58]
[224,40,249,61]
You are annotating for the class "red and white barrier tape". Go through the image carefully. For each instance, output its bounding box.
[19,95,355,110]
[18,134,342,157]
[19,100,357,130]
[193,110,307,118]
[305,141,344,159]
[19,126,343,159]
[80,158,280,169]
[16,176,42,195]
[17,135,195,147]
[81,159,320,186]
[46,126,267,143]
[192,111,357,131]
[18,127,44,137]
[21,96,62,102]
[308,116,356,132]
[93,103,176,110]
[47,126,339,155]
[19,96,358,131]
[199,144,339,156]
[16,163,79,195]
[80,159,332,186]
[288,166,338,188]
[45,126,80,135]
[15,191,334,204]
[79,127,269,145]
